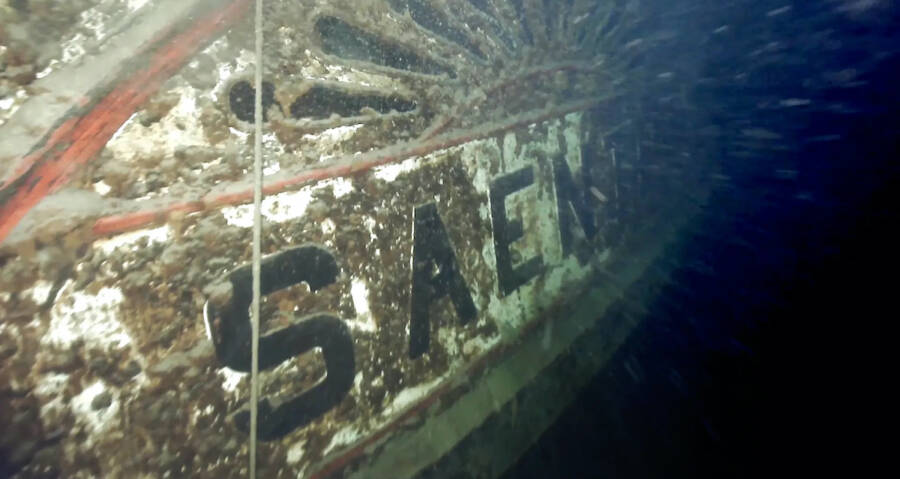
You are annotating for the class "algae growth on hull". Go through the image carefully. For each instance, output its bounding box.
[0,1,688,477]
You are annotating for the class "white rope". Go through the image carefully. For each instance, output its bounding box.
[250,0,264,477]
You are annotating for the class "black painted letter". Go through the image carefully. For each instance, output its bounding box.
[409,203,477,358]
[490,167,543,296]
[553,155,598,259]
[204,245,355,440]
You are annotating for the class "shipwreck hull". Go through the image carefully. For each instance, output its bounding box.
[1,1,711,477]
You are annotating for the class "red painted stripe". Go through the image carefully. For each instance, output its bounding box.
[0,0,252,245]
[92,98,602,239]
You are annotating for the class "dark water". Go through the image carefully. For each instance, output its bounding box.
[499,1,897,477]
